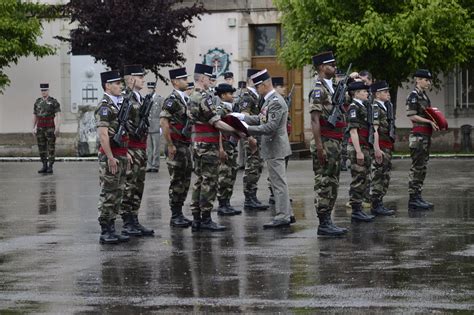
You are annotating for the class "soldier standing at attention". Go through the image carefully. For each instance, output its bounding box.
[237,69,268,211]
[370,81,396,216]
[237,69,292,228]
[160,67,193,228]
[120,64,154,237]
[188,63,244,232]
[407,69,438,211]
[146,81,163,173]
[310,51,348,236]
[347,81,376,223]
[215,83,242,216]
[95,70,130,244]
[33,83,61,174]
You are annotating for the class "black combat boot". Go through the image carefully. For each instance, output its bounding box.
[418,194,434,209]
[244,193,260,210]
[371,198,395,216]
[191,213,201,232]
[121,213,142,236]
[99,222,119,244]
[251,191,269,210]
[132,214,154,236]
[109,220,129,242]
[46,161,54,174]
[351,203,375,222]
[225,200,242,215]
[217,199,235,216]
[317,214,348,236]
[38,160,48,174]
[200,212,226,231]
[408,194,431,211]
[170,206,192,228]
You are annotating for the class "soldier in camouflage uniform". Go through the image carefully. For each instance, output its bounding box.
[146,81,163,173]
[347,81,376,222]
[33,83,61,174]
[188,64,243,232]
[309,51,349,236]
[369,81,395,216]
[406,69,438,211]
[160,67,193,228]
[236,69,268,211]
[95,70,130,244]
[215,83,242,216]
[120,65,154,237]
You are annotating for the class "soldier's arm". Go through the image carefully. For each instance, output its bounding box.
[310,111,324,151]
[160,117,176,160]
[247,102,284,136]
[406,93,438,129]
[243,114,260,125]
[32,115,38,135]
[54,112,61,135]
[98,127,119,174]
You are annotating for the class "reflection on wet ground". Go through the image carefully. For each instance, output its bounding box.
[0,159,473,313]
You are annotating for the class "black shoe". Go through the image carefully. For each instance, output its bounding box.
[263,219,290,229]
[121,213,142,236]
[99,223,119,244]
[226,200,242,215]
[38,161,48,174]
[290,216,296,224]
[170,206,192,228]
[351,204,375,222]
[109,220,130,242]
[191,213,201,232]
[46,162,54,174]
[217,199,235,216]
[418,195,434,209]
[245,194,268,211]
[132,214,154,236]
[200,216,226,231]
[408,194,431,211]
[371,200,395,216]
[317,216,347,236]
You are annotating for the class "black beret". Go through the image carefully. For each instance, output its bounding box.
[348,81,370,92]
[413,69,433,79]
[370,80,389,93]
[272,77,284,86]
[215,83,236,95]
[223,72,234,79]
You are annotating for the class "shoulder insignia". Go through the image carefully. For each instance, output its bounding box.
[206,96,213,106]
[373,111,379,119]
[165,99,174,108]
[349,108,357,118]
[272,96,279,101]
[313,89,321,98]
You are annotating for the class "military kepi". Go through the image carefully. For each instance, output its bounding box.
[370,80,389,93]
[272,77,284,86]
[40,83,49,90]
[147,82,156,89]
[169,67,188,79]
[223,72,234,79]
[123,64,145,76]
[238,81,246,89]
[413,69,432,79]
[187,82,195,89]
[312,51,336,67]
[250,69,270,87]
[247,68,260,78]
[348,81,370,91]
[194,63,213,77]
[100,70,121,84]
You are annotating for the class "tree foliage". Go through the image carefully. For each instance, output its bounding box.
[57,0,206,83]
[274,0,473,92]
[0,0,60,91]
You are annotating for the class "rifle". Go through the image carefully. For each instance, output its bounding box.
[134,92,154,139]
[328,63,352,127]
[112,88,134,145]
[386,101,396,141]
[286,84,295,109]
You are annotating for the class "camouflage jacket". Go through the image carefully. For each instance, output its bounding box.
[33,96,60,117]
[406,87,432,128]
[188,88,221,126]
[236,88,260,115]
[94,94,123,143]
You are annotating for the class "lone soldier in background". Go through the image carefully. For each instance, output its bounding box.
[120,64,154,237]
[406,69,438,211]
[95,70,129,244]
[223,72,234,86]
[370,81,395,216]
[160,67,193,228]
[215,83,242,216]
[33,83,61,174]
[188,63,243,232]
[239,69,292,228]
[347,81,376,223]
[310,51,348,236]
[146,81,163,173]
[237,69,268,211]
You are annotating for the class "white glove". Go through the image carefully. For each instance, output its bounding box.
[230,112,245,121]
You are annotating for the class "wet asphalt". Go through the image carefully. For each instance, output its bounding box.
[0,159,473,314]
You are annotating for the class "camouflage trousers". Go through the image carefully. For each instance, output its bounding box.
[408,134,431,194]
[311,138,342,215]
[341,132,349,164]
[217,141,238,201]
[36,127,56,163]
[97,153,127,224]
[190,142,219,215]
[166,141,192,207]
[243,140,263,194]
[371,147,392,200]
[121,147,147,215]
[348,144,372,206]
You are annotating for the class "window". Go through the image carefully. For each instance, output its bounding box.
[446,66,474,109]
[252,25,281,56]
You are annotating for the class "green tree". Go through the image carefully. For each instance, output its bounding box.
[0,0,59,92]
[274,0,473,106]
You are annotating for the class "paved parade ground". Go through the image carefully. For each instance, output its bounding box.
[0,159,473,313]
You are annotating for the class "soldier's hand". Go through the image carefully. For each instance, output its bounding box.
[374,149,383,164]
[316,148,327,165]
[54,128,60,137]
[167,144,177,160]
[430,121,440,131]
[248,137,257,154]
[108,156,119,175]
[126,153,133,170]
[219,148,228,162]
[32,127,37,136]
[356,151,365,166]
